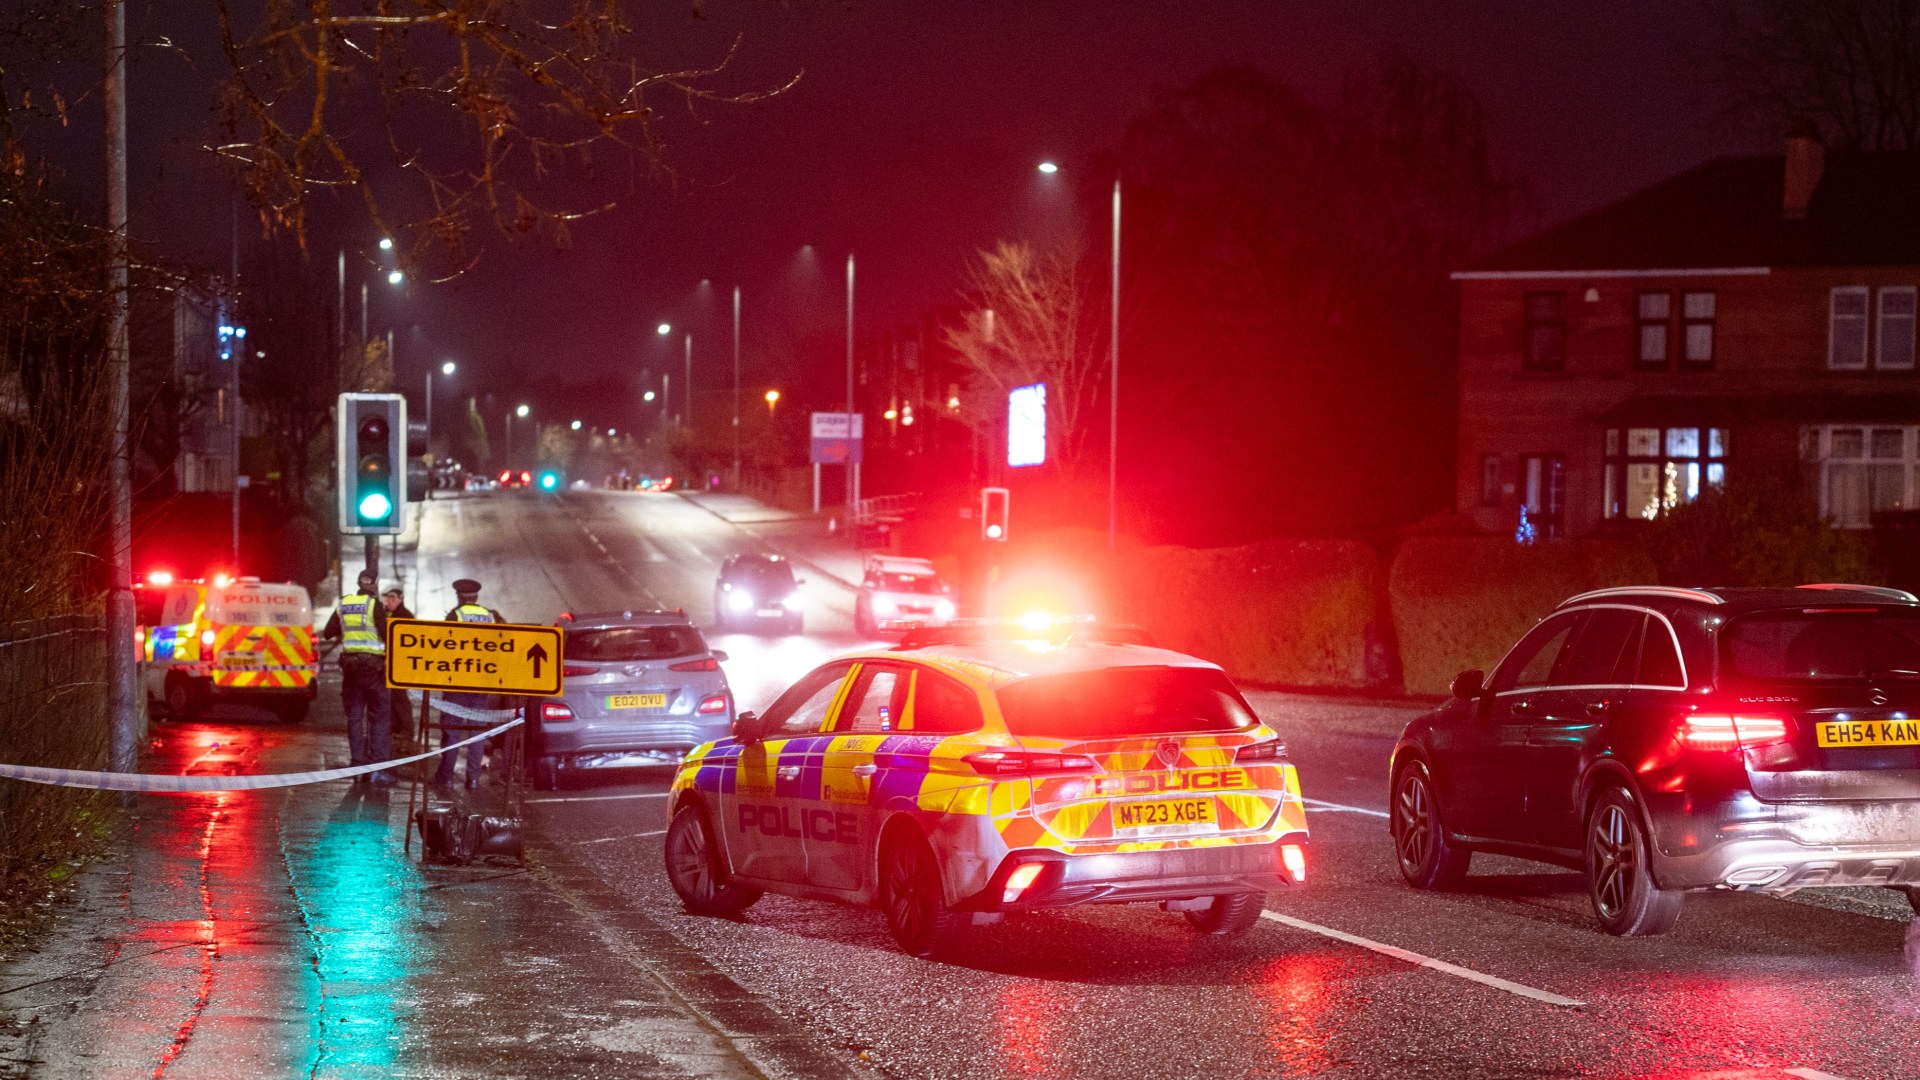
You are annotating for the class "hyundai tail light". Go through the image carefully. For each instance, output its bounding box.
[671,657,721,672]
[541,703,575,721]
[561,665,595,677]
[697,694,729,715]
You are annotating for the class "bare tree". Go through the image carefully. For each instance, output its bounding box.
[1717,0,1920,149]
[942,238,1105,477]
[209,0,799,274]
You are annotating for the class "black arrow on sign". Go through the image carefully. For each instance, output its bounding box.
[527,642,549,680]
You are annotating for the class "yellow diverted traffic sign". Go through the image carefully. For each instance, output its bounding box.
[384,618,564,696]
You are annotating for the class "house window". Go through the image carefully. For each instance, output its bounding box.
[1520,454,1565,539]
[1809,425,1915,527]
[1682,291,1716,369]
[1831,287,1869,369]
[1480,454,1502,507]
[1879,287,1917,371]
[1523,291,1565,372]
[1603,426,1729,520]
[1635,292,1669,369]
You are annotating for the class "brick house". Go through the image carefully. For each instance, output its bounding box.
[1453,138,1920,540]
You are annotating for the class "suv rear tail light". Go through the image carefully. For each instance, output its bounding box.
[1002,862,1046,903]
[561,665,596,677]
[964,750,1097,776]
[1682,713,1790,750]
[1236,739,1286,764]
[671,657,721,672]
[1280,843,1307,883]
[697,694,729,715]
[541,702,576,721]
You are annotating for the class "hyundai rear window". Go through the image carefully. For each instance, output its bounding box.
[568,626,707,662]
[995,666,1256,739]
[1724,610,1920,680]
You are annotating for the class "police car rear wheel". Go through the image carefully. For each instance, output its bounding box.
[665,805,760,916]
[879,832,966,958]
[1183,893,1264,936]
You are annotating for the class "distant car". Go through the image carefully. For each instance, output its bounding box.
[713,553,805,633]
[854,555,956,635]
[663,618,1310,957]
[1390,584,1920,936]
[529,610,733,789]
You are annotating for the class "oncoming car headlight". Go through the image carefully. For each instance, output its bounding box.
[727,590,755,613]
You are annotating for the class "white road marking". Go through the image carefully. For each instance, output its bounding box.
[1258,910,1585,1008]
[1302,797,1390,818]
[526,791,672,804]
[1785,1069,1854,1080]
[567,828,668,845]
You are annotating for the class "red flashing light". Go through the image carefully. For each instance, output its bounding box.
[1281,843,1307,883]
[541,703,575,721]
[1002,862,1045,904]
[670,657,721,672]
[1683,713,1790,751]
[697,694,729,715]
[965,750,1097,776]
[147,569,175,586]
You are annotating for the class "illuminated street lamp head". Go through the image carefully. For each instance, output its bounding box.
[570,420,582,430]
[656,323,672,336]
[1037,161,1059,174]
[515,404,530,418]
[764,389,780,405]
[643,390,656,402]
[378,237,394,251]
[387,269,404,286]
[441,361,456,376]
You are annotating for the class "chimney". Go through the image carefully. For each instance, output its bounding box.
[1783,122,1825,219]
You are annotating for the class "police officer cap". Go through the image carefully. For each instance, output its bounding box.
[357,569,377,587]
[452,578,483,595]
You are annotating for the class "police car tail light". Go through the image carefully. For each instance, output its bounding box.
[1280,843,1307,884]
[671,657,721,672]
[697,694,729,715]
[1682,712,1789,751]
[964,750,1097,776]
[541,703,575,721]
[1236,739,1286,764]
[1002,862,1046,903]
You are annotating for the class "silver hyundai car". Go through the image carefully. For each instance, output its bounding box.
[530,610,733,789]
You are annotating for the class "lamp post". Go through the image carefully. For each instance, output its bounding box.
[846,252,857,523]
[1109,177,1120,550]
[425,361,454,498]
[683,331,693,428]
[505,403,529,471]
[732,285,742,488]
[654,322,672,422]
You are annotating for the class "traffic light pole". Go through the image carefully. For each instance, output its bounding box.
[105,0,137,774]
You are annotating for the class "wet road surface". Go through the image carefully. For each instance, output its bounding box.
[6,488,1920,1077]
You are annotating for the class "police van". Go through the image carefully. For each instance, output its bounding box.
[137,574,318,722]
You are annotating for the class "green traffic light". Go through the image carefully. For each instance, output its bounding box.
[538,472,559,490]
[358,492,393,522]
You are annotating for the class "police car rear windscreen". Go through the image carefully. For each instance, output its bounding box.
[996,666,1257,739]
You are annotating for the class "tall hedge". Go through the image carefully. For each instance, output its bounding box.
[1389,537,1657,696]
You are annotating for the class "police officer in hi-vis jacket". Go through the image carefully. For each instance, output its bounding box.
[437,578,505,788]
[320,568,394,783]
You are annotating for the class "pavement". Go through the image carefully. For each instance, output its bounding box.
[7,487,1920,1078]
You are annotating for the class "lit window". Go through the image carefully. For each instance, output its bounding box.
[1831,287,1869,369]
[1812,425,1913,527]
[1604,425,1730,520]
[1879,286,1916,370]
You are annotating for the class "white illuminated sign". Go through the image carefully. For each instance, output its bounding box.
[1008,383,1046,468]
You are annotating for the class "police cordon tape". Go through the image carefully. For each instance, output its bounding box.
[0,694,526,794]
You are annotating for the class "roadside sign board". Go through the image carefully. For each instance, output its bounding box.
[383,618,564,696]
[810,411,865,465]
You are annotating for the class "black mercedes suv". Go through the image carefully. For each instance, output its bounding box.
[1389,584,1920,935]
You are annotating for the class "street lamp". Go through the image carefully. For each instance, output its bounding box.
[387,269,404,286]
[570,419,582,431]
[643,390,656,403]
[424,360,455,499]
[656,323,671,336]
[1038,161,1122,547]
[764,389,780,416]
[504,403,530,470]
[1037,161,1059,174]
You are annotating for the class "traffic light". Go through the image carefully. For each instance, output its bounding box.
[337,393,406,535]
[981,486,1010,542]
[406,417,430,503]
[537,470,560,491]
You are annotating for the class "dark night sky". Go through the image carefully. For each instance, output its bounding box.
[76,1,1745,424]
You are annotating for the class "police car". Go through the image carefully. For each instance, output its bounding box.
[663,617,1310,957]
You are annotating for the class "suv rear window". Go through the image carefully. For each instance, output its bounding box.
[995,666,1256,739]
[1724,609,1920,680]
[568,626,707,662]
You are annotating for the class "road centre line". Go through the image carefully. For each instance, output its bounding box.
[1785,1069,1854,1080]
[525,791,672,804]
[1302,797,1390,818]
[566,828,668,845]
[1259,910,1585,1008]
